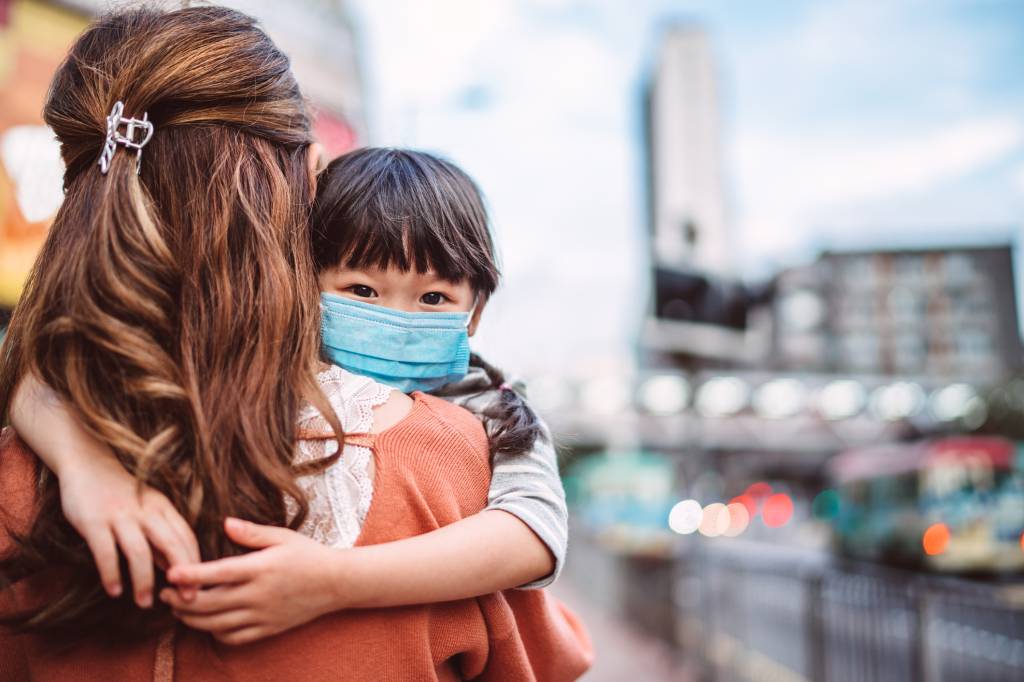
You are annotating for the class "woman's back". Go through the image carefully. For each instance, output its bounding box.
[1,381,591,680]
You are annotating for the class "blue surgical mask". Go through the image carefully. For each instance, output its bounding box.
[320,292,472,393]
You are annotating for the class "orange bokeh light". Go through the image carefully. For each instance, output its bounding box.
[730,493,758,517]
[699,503,730,537]
[923,523,951,556]
[724,502,750,537]
[762,493,793,528]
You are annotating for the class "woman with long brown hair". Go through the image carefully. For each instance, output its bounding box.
[0,4,341,635]
[0,5,589,680]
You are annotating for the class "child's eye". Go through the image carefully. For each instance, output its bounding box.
[420,292,450,305]
[348,285,378,298]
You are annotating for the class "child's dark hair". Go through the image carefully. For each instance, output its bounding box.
[312,147,544,458]
[312,147,499,294]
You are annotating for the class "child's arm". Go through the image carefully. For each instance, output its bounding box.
[162,511,553,645]
[9,374,200,606]
[484,420,567,588]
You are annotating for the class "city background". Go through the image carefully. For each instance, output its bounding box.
[2,1,1023,680]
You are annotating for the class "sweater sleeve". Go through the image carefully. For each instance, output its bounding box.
[486,417,568,589]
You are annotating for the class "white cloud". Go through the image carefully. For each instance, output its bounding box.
[734,116,1024,261]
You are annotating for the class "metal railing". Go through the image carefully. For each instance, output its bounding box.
[680,540,1024,682]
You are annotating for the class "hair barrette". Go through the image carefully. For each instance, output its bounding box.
[98,100,154,175]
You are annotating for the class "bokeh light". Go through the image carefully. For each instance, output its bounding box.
[762,494,794,528]
[729,493,757,518]
[751,378,808,419]
[638,374,690,415]
[811,489,840,520]
[723,502,750,537]
[745,482,772,501]
[699,502,730,537]
[695,377,750,417]
[816,380,867,420]
[928,383,979,422]
[870,381,926,421]
[923,523,951,556]
[668,499,703,535]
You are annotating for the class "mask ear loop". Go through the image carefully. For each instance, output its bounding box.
[465,294,480,328]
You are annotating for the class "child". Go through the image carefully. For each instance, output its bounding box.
[9,147,569,643]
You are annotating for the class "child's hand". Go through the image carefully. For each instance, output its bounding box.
[58,452,200,607]
[160,517,346,645]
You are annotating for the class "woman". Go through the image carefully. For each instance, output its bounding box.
[0,6,589,680]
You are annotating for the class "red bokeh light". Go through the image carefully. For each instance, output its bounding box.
[745,482,773,500]
[923,523,951,556]
[730,493,758,517]
[762,493,793,528]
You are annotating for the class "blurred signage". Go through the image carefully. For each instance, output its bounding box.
[0,0,86,309]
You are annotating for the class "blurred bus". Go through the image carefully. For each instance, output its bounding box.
[830,436,1024,574]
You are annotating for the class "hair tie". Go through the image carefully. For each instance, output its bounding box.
[98,100,154,175]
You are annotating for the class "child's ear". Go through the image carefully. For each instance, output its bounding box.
[467,297,488,337]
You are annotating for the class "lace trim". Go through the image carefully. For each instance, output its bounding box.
[290,365,393,548]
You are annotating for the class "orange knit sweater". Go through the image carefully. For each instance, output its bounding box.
[0,392,593,681]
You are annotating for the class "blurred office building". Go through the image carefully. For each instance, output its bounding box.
[773,245,1023,382]
[642,25,771,369]
[645,24,730,276]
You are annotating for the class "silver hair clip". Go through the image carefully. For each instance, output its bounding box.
[98,101,154,175]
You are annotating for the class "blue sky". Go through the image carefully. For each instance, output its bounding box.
[348,0,1024,377]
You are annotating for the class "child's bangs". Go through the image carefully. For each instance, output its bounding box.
[312,147,501,294]
[336,212,482,286]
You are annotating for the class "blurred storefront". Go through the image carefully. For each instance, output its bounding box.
[0,0,86,324]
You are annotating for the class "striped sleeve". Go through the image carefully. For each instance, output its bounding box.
[486,417,568,588]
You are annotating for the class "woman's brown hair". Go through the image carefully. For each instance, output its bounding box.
[0,6,339,639]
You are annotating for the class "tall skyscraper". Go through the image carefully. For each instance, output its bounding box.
[646,25,730,275]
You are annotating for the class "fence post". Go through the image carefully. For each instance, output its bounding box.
[807,569,827,682]
[911,579,929,682]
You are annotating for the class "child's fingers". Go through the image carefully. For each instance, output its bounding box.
[82,525,122,597]
[167,555,256,587]
[214,626,271,646]
[159,585,250,614]
[223,516,295,549]
[172,607,259,633]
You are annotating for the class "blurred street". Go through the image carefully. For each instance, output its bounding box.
[553,576,685,682]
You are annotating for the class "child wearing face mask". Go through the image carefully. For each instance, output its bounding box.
[310,146,568,591]
[9,147,573,648]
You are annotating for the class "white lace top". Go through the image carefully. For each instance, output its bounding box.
[286,365,392,548]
